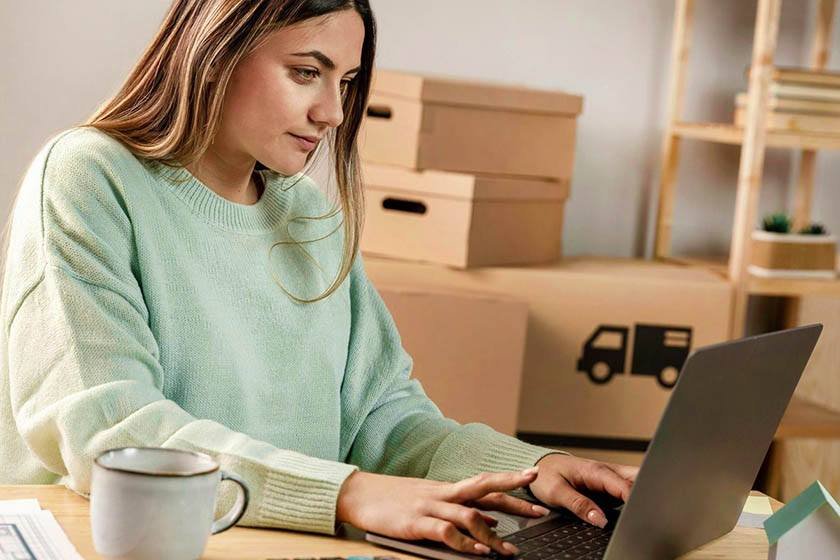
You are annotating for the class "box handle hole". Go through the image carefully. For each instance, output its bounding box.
[382,197,427,215]
[367,105,393,120]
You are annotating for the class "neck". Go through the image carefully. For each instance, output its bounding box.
[185,150,262,205]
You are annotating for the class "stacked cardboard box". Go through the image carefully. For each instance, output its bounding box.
[735,67,840,135]
[359,69,582,268]
[358,71,732,459]
[357,70,583,435]
[365,256,732,461]
[775,297,840,502]
[377,285,528,436]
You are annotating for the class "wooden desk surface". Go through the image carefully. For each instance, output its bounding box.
[0,485,781,560]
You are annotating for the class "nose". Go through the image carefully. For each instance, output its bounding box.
[309,83,345,129]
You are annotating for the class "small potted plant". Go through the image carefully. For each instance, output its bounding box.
[749,213,837,279]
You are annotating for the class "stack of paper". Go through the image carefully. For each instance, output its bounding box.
[0,499,83,560]
[736,495,774,529]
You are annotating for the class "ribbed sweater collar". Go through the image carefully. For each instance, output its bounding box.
[148,162,304,234]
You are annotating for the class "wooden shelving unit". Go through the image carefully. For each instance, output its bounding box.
[673,121,840,150]
[654,0,840,502]
[653,0,840,338]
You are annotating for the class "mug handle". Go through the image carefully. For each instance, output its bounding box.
[211,471,250,534]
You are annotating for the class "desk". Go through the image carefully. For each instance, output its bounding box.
[0,485,780,560]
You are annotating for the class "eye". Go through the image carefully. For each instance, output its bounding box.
[293,67,319,82]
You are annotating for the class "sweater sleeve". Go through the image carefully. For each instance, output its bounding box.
[2,133,357,535]
[339,256,567,484]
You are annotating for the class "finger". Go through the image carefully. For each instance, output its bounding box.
[413,516,493,556]
[448,468,539,503]
[470,492,550,518]
[426,502,516,556]
[552,482,608,529]
[583,464,633,503]
[608,463,640,483]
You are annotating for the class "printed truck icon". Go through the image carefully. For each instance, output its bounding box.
[576,324,692,389]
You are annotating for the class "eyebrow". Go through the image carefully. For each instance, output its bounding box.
[291,50,361,75]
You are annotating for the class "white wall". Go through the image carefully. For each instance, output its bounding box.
[1,0,837,259]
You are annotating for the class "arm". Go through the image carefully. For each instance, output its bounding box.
[338,255,568,483]
[2,132,356,534]
[335,258,640,534]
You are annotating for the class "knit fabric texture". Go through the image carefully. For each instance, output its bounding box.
[0,127,563,534]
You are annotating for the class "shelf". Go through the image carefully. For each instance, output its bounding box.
[749,274,840,297]
[776,396,840,439]
[663,256,840,297]
[661,255,729,278]
[673,121,840,150]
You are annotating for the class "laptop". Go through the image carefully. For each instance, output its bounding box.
[365,324,823,560]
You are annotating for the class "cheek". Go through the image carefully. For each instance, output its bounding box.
[236,73,310,131]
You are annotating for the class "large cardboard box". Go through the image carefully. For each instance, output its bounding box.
[361,162,569,268]
[365,257,733,446]
[360,70,583,181]
[376,284,529,435]
[770,296,840,502]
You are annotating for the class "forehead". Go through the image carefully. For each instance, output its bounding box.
[257,11,364,69]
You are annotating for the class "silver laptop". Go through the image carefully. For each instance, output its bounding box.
[365,324,822,560]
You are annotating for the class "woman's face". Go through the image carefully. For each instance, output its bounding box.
[215,10,365,176]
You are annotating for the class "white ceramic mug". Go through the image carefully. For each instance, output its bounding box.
[91,447,249,560]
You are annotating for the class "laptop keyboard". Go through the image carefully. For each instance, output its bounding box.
[489,514,615,560]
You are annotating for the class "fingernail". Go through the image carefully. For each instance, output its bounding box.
[587,510,608,528]
[532,504,550,516]
[503,542,519,555]
[474,543,491,554]
[521,466,539,476]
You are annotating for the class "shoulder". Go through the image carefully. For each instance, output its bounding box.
[40,126,144,186]
[14,127,141,264]
[31,127,147,225]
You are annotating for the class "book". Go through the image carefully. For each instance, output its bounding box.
[734,106,840,134]
[735,92,840,115]
[772,66,840,88]
[770,83,840,102]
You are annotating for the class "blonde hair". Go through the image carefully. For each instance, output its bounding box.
[82,0,376,303]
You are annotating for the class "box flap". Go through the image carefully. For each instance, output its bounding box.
[372,69,584,115]
[377,282,528,307]
[362,163,570,202]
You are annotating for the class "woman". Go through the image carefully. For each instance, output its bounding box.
[0,0,638,556]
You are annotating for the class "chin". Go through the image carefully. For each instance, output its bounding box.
[259,157,307,177]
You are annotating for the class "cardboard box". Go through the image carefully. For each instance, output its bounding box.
[561,447,646,468]
[770,296,840,502]
[376,284,529,435]
[360,70,583,181]
[361,162,569,268]
[365,257,733,443]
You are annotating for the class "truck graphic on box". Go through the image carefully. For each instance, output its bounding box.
[576,324,692,389]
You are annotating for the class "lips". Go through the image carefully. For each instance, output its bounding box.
[288,133,320,152]
[290,133,320,143]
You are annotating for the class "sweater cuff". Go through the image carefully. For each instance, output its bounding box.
[254,459,359,535]
[476,437,570,474]
[426,423,569,483]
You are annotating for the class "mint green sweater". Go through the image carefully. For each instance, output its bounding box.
[0,127,559,534]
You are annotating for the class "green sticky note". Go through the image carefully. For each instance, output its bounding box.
[743,495,773,515]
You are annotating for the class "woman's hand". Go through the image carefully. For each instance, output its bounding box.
[336,467,550,556]
[528,454,640,529]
